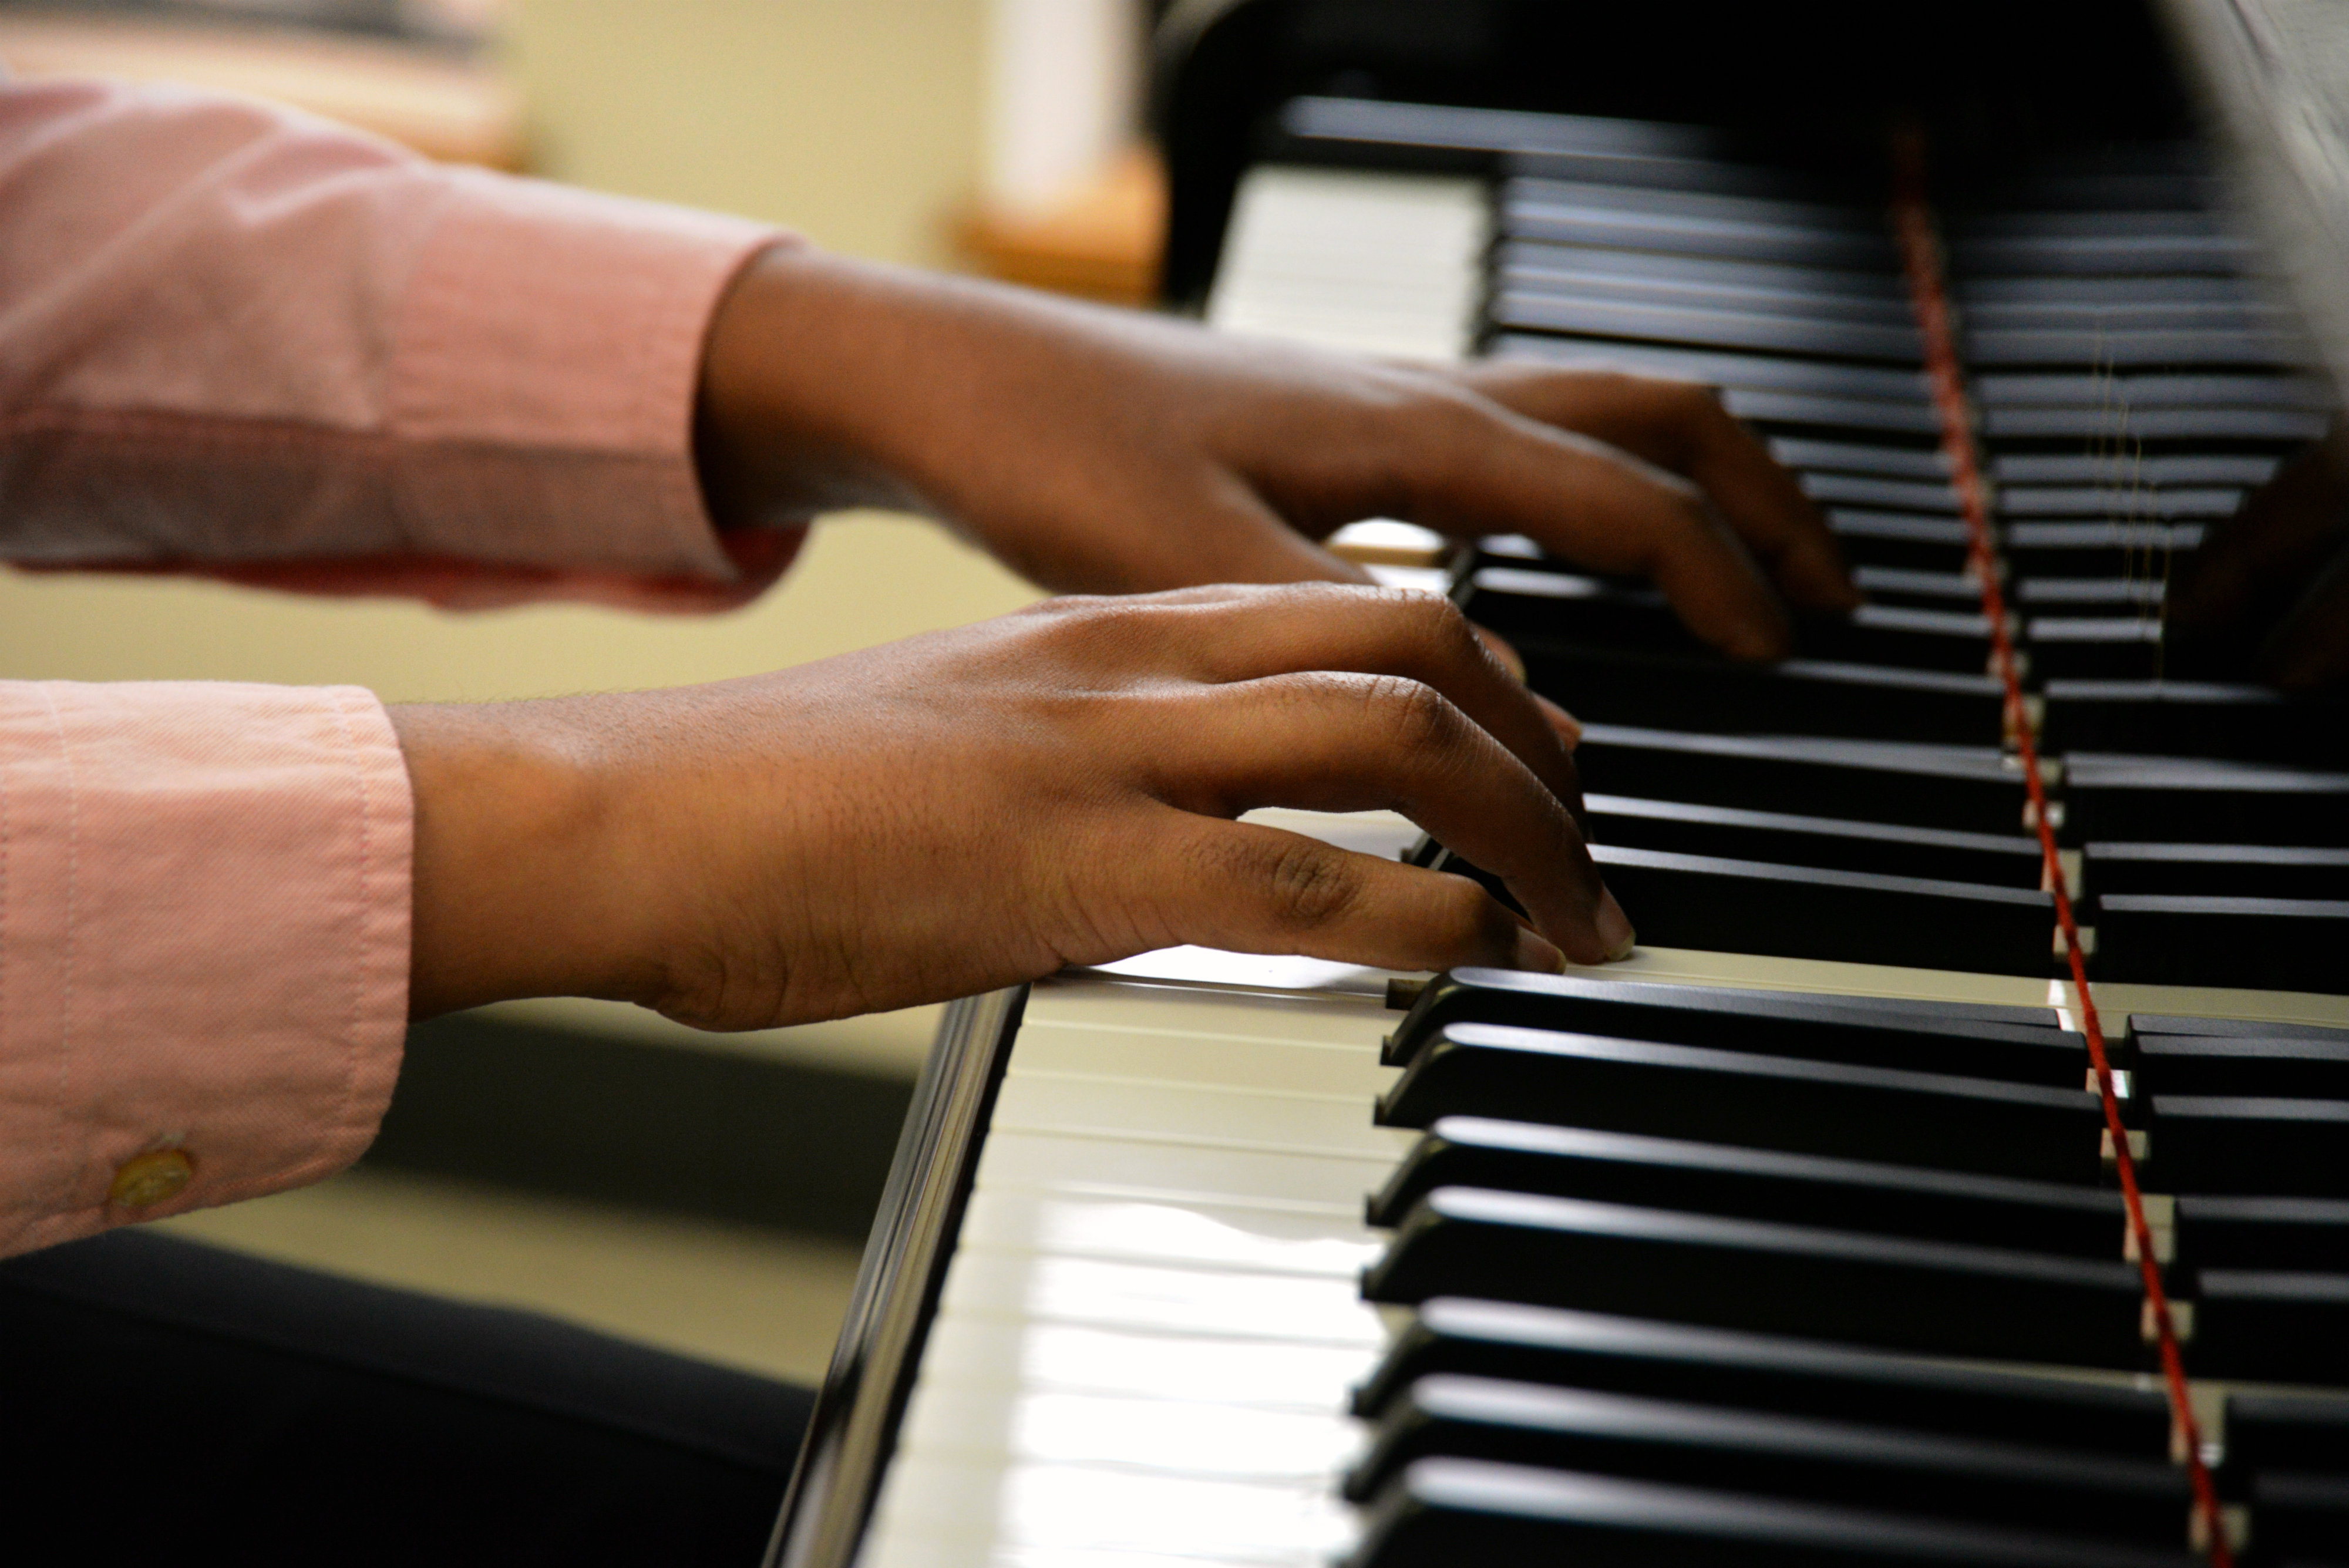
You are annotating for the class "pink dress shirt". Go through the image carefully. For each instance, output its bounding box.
[0,76,796,1254]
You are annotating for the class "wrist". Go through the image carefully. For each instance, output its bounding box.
[389,701,658,1018]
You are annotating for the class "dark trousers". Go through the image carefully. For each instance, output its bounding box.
[0,1228,816,1566]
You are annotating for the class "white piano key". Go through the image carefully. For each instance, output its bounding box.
[972,1128,1396,1210]
[990,1073,1408,1159]
[957,1191,1380,1277]
[913,1315,1377,1409]
[864,1456,1355,1563]
[1008,1022,1394,1098]
[932,1249,1385,1346]
[896,1384,1361,1482]
[1027,971,1394,1042]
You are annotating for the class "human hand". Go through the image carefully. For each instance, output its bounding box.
[2169,428,2349,693]
[390,584,1630,1027]
[694,247,1854,662]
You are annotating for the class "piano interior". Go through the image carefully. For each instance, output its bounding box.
[772,3,2349,1564]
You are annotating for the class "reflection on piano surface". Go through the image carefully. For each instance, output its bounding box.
[775,4,2349,1564]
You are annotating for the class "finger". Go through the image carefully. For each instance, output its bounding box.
[1143,669,1633,963]
[1144,583,1585,811]
[2170,430,2349,635]
[1450,362,1860,612]
[1143,815,1571,973]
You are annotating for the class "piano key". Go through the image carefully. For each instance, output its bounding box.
[1495,267,1913,326]
[1974,372,2327,409]
[1950,231,2259,275]
[915,1314,1375,1410]
[2131,1032,2349,1097]
[2004,521,2205,577]
[1501,186,1898,270]
[1801,473,1961,511]
[2038,680,2349,765]
[1853,565,1990,604]
[1496,240,1908,298]
[2099,893,2349,990]
[1376,1025,2112,1180]
[2086,840,2349,899]
[1771,438,1950,477]
[1584,793,2050,888]
[2017,577,2167,607]
[1347,1459,2199,1568]
[2189,1270,2349,1383]
[1359,1189,2151,1367]
[2173,1196,2349,1271]
[2000,486,2243,519]
[1344,1375,2192,1534]
[1983,405,2327,440]
[1965,306,2301,338]
[1578,844,2058,975]
[1955,208,2232,239]
[1519,644,2008,743]
[1355,1300,2175,1453]
[1488,333,1930,399]
[1966,328,2309,368]
[2243,1468,2349,1561]
[1503,177,1886,234]
[1365,1116,2126,1254]
[1571,724,2028,834]
[1725,388,1950,433]
[1382,966,2071,1072]
[2224,1389,2349,1470]
[1960,272,2253,306]
[1991,453,2281,486]
[2146,1096,2349,1195]
[2025,617,2164,680]
[2131,1011,2349,1042]
[1279,95,1728,161]
[1489,294,1924,362]
[2064,755,2349,845]
[1827,509,1976,571]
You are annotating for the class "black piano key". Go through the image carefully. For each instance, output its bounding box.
[1348,1459,2199,1568]
[1519,644,2007,743]
[1982,405,2326,440]
[1344,1375,2192,1535]
[1384,967,2072,1073]
[2245,1469,2349,1562]
[2000,486,2242,520]
[1355,1300,2175,1455]
[2085,841,2349,899]
[1802,473,1961,512]
[1490,293,1924,362]
[1576,843,2057,976]
[1968,309,2302,341]
[2190,1271,2349,1384]
[1572,724,2027,835]
[1854,566,1992,605]
[2025,618,2165,681]
[2174,1196,2349,1271]
[1967,328,2310,368]
[1366,1116,2126,1256]
[2147,1096,2349,1195]
[1377,1025,2113,1182]
[2095,896,2349,991]
[1978,372,2326,411]
[1771,438,1950,479]
[2133,1033,2349,1098]
[1586,793,2049,889]
[2225,1390,2349,1471]
[1993,453,2280,486]
[2018,578,2168,608]
[2004,521,2205,578]
[1360,1188,2151,1367]
[1495,241,1909,300]
[1828,510,1976,572]
[1960,271,2250,307]
[1951,231,2257,275]
[1496,267,1914,327]
[1501,194,1899,271]
[2062,755,2349,846]
[1727,388,1949,434]
[2038,681,2349,766]
[2132,1012,2349,1042]
[1488,333,1929,400]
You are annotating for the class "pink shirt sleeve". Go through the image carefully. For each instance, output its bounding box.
[0,80,815,1251]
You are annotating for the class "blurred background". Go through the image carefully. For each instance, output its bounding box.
[0,0,1169,1385]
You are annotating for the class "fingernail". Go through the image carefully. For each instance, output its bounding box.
[1596,887,1637,962]
[1513,926,1568,974]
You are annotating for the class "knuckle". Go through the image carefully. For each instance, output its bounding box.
[1258,839,1363,929]
[1362,674,1457,750]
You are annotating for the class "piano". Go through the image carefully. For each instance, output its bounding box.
[771,2,2349,1563]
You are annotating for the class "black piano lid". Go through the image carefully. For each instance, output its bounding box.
[1357,1299,2173,1452]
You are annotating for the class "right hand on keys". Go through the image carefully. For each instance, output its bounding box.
[389,584,1632,1028]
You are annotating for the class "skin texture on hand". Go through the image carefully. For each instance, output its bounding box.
[695,246,1855,662]
[391,586,1631,1027]
[2169,428,2349,693]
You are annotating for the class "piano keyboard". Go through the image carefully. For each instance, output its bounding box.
[772,102,2349,1568]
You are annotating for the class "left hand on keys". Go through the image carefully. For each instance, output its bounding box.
[694,246,1857,665]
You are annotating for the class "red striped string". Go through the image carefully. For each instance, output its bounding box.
[1887,136,2233,1567]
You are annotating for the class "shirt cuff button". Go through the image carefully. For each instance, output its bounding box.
[109,1150,193,1210]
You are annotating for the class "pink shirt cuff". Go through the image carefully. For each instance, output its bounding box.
[0,681,412,1256]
